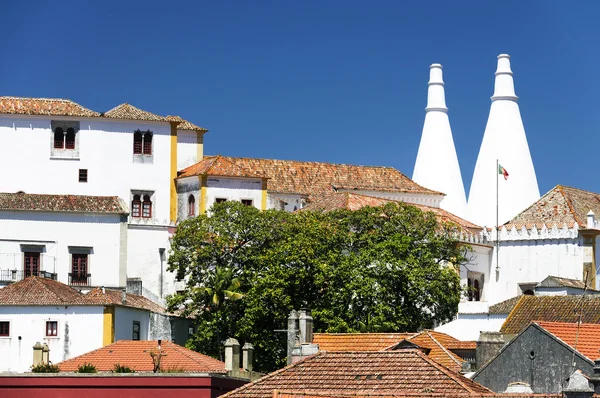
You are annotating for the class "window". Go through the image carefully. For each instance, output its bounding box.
[65,127,76,149]
[51,121,80,158]
[71,254,88,286]
[142,195,152,218]
[24,252,40,277]
[132,195,141,217]
[188,195,195,217]
[467,272,484,302]
[54,127,64,148]
[241,199,253,206]
[132,321,140,340]
[0,321,9,337]
[133,130,152,155]
[79,169,88,183]
[215,198,227,204]
[46,321,58,337]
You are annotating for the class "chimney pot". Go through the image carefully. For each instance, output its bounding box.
[32,342,43,367]
[242,342,254,372]
[287,310,299,365]
[224,338,240,373]
[121,290,127,305]
[587,211,595,229]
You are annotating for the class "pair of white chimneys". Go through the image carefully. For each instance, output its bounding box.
[412,54,540,228]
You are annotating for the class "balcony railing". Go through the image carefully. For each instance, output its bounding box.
[68,273,91,286]
[0,270,57,283]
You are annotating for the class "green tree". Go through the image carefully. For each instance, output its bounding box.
[167,201,467,372]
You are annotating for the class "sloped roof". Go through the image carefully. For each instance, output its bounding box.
[103,103,167,122]
[57,340,226,372]
[178,155,265,179]
[85,287,168,315]
[313,333,416,352]
[403,331,465,373]
[537,275,595,290]
[488,296,522,315]
[301,192,482,234]
[506,185,600,229]
[221,350,492,398]
[181,156,441,197]
[535,321,600,361]
[500,295,600,334]
[167,115,208,132]
[274,391,559,398]
[0,96,100,117]
[0,192,128,214]
[0,276,92,306]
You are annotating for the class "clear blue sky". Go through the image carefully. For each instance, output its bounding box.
[2,1,598,195]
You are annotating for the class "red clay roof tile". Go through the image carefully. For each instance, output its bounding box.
[536,321,600,361]
[0,192,128,214]
[313,333,416,352]
[0,96,100,117]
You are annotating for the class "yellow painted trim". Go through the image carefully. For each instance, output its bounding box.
[102,307,115,346]
[170,123,178,223]
[196,132,204,162]
[200,175,208,214]
[261,180,268,210]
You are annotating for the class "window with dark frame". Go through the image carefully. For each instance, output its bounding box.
[46,321,58,337]
[188,195,195,216]
[79,169,88,183]
[132,195,141,217]
[65,127,76,149]
[142,195,152,218]
[215,198,227,204]
[71,254,88,285]
[54,127,64,149]
[241,199,253,206]
[0,321,8,336]
[132,321,140,340]
[133,130,153,155]
[133,131,143,154]
[24,252,40,277]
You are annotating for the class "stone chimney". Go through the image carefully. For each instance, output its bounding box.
[126,277,143,295]
[224,338,240,373]
[587,211,595,229]
[563,370,594,398]
[468,54,540,227]
[476,332,505,369]
[242,342,254,372]
[298,309,313,344]
[287,310,298,365]
[32,342,43,366]
[413,63,467,219]
[121,290,127,305]
[42,343,50,364]
[504,382,533,394]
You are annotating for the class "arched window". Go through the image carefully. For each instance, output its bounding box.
[132,195,141,217]
[133,131,143,154]
[467,278,473,301]
[54,127,64,149]
[142,195,152,218]
[473,279,480,302]
[65,127,76,149]
[143,132,152,155]
[188,195,195,217]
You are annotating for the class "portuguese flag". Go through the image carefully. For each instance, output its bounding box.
[498,164,509,180]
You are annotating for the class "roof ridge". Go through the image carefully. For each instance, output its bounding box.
[206,155,407,171]
[499,295,526,333]
[558,185,585,226]
[424,331,463,368]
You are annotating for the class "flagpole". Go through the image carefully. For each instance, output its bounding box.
[496,159,499,272]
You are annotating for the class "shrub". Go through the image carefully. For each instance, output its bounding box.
[76,363,97,373]
[112,363,135,373]
[31,363,60,373]
[160,365,186,373]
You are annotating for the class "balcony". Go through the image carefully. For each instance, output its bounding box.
[0,270,57,283]
[68,273,91,287]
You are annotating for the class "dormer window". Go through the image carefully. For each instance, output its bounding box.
[133,130,152,155]
[51,121,80,159]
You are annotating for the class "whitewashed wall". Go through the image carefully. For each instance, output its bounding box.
[176,177,200,222]
[435,313,508,341]
[460,245,493,302]
[0,306,104,372]
[177,130,200,170]
[346,190,444,208]
[205,177,263,210]
[269,193,306,212]
[0,211,125,288]
[114,306,149,341]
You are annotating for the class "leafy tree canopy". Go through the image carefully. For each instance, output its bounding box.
[167,201,468,372]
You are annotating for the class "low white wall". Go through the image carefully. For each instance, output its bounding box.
[435,314,507,341]
[0,306,104,372]
[205,177,263,210]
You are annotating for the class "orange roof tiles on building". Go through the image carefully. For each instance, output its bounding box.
[535,321,600,361]
[500,295,600,335]
[179,155,266,179]
[0,192,128,214]
[221,350,492,398]
[85,287,168,314]
[57,340,227,372]
[103,103,167,122]
[313,333,416,352]
[273,391,560,398]
[506,185,600,230]
[404,331,464,373]
[180,156,441,197]
[167,115,208,132]
[0,96,100,117]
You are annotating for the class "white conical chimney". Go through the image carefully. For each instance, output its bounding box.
[467,54,540,228]
[413,63,467,219]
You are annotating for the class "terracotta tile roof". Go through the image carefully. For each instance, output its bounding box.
[536,275,596,291]
[178,155,266,179]
[85,288,168,314]
[488,296,522,315]
[313,333,416,352]
[404,331,465,373]
[0,276,92,306]
[274,391,560,398]
[0,96,100,117]
[506,185,600,229]
[222,350,492,398]
[57,340,226,372]
[103,103,167,121]
[167,115,208,132]
[301,192,482,235]
[0,192,129,214]
[535,321,600,361]
[500,295,600,335]
[181,156,441,197]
